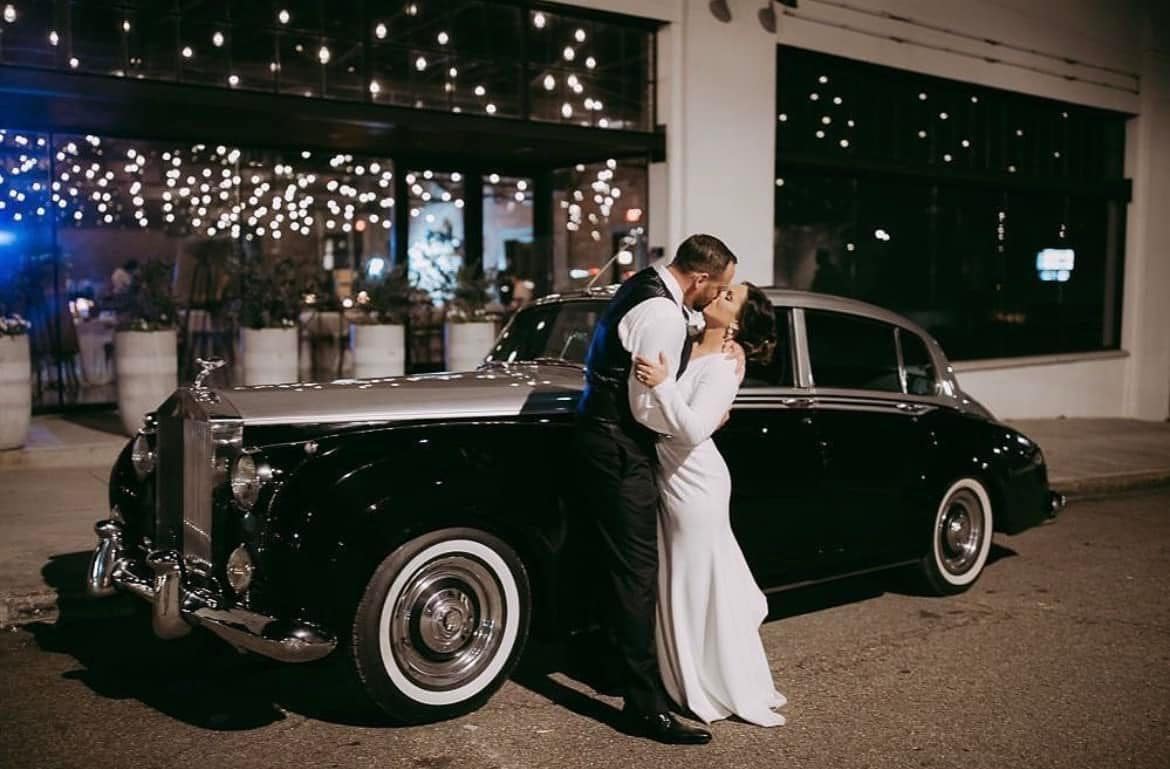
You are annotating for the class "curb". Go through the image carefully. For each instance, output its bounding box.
[0,444,122,471]
[1050,469,1170,499]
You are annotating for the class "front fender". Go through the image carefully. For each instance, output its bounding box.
[257,419,575,632]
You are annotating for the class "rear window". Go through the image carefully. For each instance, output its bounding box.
[805,310,901,392]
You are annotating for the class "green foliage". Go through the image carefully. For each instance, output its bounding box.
[353,263,413,325]
[118,259,176,331]
[445,261,496,322]
[239,257,300,330]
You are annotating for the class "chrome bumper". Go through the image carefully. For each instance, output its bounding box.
[1047,491,1067,519]
[86,519,336,663]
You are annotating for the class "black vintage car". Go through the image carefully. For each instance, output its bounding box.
[87,286,1064,723]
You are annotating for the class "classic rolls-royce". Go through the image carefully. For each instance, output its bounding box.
[86,287,1064,723]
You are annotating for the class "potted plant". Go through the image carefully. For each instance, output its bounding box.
[443,262,501,372]
[113,260,178,436]
[351,263,412,378]
[239,257,300,385]
[0,313,32,450]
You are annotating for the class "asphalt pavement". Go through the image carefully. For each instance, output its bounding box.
[1,487,1167,769]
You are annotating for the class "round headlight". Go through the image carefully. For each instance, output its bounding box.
[231,453,268,509]
[225,544,255,594]
[131,433,155,479]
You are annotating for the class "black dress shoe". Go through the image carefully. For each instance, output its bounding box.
[623,709,712,745]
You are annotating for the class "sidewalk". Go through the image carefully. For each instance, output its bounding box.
[1,414,1168,627]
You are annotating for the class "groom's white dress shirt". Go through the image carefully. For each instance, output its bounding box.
[618,260,701,436]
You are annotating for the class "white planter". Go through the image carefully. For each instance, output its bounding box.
[444,321,497,372]
[115,329,177,437]
[352,323,406,378]
[242,327,299,385]
[0,335,32,450]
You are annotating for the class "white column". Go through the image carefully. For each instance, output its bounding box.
[663,1,777,284]
[1121,45,1170,421]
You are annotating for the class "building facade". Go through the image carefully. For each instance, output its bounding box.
[569,0,1169,421]
[1,0,1167,420]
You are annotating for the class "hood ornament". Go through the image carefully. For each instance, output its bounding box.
[193,357,226,391]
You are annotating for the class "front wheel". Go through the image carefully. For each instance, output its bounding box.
[351,527,531,724]
[919,479,994,595]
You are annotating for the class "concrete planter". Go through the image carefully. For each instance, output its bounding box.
[115,329,177,436]
[0,335,32,450]
[242,327,299,385]
[352,323,406,378]
[444,321,497,372]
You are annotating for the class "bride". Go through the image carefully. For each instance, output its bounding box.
[633,281,788,728]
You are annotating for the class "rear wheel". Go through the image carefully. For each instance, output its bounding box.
[351,527,531,723]
[919,479,994,595]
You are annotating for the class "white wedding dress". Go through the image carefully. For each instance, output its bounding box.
[650,351,787,727]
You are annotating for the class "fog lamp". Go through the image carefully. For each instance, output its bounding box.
[226,544,255,594]
[231,453,270,509]
[131,433,155,479]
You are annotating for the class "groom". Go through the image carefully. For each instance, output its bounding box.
[574,234,738,745]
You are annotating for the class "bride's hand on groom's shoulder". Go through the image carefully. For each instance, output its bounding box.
[723,340,746,379]
[634,352,670,388]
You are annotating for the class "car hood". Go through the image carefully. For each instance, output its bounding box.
[216,364,585,426]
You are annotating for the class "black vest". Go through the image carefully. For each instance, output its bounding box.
[577,267,691,440]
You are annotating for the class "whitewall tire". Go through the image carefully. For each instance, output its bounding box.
[351,527,531,723]
[919,478,994,595]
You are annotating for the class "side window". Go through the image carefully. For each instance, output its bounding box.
[742,307,796,388]
[899,329,939,396]
[805,310,901,393]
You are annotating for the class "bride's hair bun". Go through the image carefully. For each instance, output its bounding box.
[736,284,778,365]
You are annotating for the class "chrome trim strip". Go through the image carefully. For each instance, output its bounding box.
[894,327,908,394]
[762,559,920,595]
[792,308,812,389]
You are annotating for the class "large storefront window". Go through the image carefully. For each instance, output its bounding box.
[0,1,655,131]
[775,47,1129,361]
[553,158,649,293]
[0,126,399,407]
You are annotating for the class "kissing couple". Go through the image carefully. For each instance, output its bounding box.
[575,233,787,745]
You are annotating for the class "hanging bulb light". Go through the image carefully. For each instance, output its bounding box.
[212,31,225,47]
[3,4,16,24]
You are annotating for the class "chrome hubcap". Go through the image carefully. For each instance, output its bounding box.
[938,490,983,575]
[390,554,506,691]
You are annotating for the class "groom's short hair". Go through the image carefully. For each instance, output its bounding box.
[673,234,737,276]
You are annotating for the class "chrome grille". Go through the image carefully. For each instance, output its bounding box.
[181,418,214,569]
[155,404,184,550]
[153,392,216,571]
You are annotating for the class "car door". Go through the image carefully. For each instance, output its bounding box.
[714,306,829,588]
[802,308,933,571]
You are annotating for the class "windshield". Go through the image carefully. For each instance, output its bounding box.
[485,300,605,365]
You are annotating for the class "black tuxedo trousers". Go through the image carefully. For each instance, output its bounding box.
[573,417,671,715]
